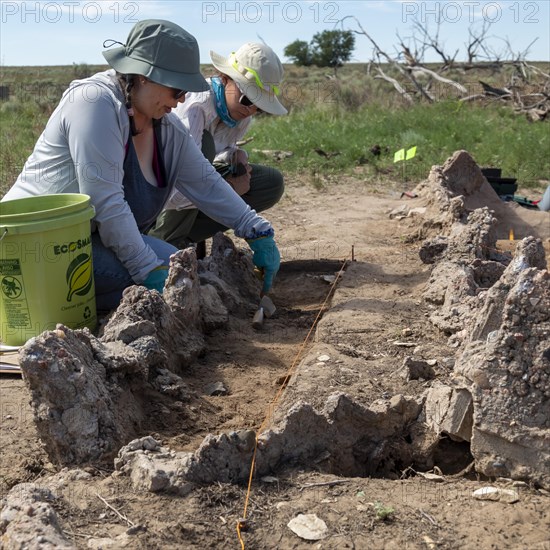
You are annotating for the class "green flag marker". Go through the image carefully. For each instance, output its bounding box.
[394,146,418,183]
[406,146,417,160]
[394,148,405,163]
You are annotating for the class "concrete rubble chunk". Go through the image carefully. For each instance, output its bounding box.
[438,149,486,197]
[18,327,136,465]
[466,237,547,344]
[398,357,436,381]
[421,207,507,338]
[424,382,473,442]
[0,483,76,550]
[199,283,229,332]
[455,266,550,487]
[198,232,261,309]
[101,249,205,371]
[419,235,448,264]
[115,431,256,488]
[205,381,229,396]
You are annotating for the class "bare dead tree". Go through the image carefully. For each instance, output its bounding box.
[411,18,458,68]
[336,15,549,119]
[465,20,493,63]
[339,15,434,102]
[395,29,427,66]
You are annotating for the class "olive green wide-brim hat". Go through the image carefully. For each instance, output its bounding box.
[210,42,287,115]
[103,19,208,92]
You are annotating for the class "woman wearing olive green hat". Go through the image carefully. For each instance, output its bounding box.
[150,42,287,254]
[1,20,280,310]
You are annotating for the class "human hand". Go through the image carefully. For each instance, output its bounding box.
[226,165,251,195]
[226,149,251,195]
[246,235,280,293]
[233,149,249,166]
[143,266,169,292]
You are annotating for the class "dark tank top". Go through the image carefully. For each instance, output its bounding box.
[122,122,172,233]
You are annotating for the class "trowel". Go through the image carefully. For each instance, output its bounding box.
[252,295,276,329]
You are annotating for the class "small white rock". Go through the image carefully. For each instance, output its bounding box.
[417,472,445,482]
[317,354,330,362]
[288,513,328,541]
[261,476,279,484]
[512,481,528,488]
[472,486,519,503]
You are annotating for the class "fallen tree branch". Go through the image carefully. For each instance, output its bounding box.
[96,493,135,527]
[459,93,511,102]
[299,480,350,491]
[523,63,550,79]
[374,67,414,103]
[409,66,467,93]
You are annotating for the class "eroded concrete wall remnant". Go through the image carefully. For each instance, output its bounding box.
[18,237,261,467]
[114,393,424,492]
[416,150,550,488]
[456,244,550,487]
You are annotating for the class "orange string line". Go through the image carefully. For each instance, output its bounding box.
[236,252,352,549]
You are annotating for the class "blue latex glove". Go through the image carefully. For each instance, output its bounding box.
[246,235,280,293]
[143,266,169,292]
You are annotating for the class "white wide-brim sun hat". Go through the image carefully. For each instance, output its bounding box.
[210,43,287,115]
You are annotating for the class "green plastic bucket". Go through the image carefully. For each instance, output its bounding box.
[0,194,96,346]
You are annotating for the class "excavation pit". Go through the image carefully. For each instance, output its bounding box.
[3,151,549,549]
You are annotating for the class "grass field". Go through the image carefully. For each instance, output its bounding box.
[1,62,548,197]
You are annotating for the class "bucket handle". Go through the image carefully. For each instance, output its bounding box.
[0,228,7,242]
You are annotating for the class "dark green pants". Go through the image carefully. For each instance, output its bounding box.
[149,131,284,249]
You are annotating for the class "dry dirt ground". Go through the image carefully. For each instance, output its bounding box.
[1,171,550,549]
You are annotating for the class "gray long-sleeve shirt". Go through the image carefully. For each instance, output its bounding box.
[2,70,272,283]
[538,185,550,212]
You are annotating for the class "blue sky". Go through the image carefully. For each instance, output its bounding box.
[1,1,549,66]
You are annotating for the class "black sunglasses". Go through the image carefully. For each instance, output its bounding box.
[238,93,254,107]
[172,88,187,100]
[141,77,186,100]
[238,93,262,113]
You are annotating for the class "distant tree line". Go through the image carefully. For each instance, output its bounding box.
[284,30,355,72]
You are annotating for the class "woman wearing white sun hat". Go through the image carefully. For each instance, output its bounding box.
[149,42,287,257]
[2,22,281,309]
